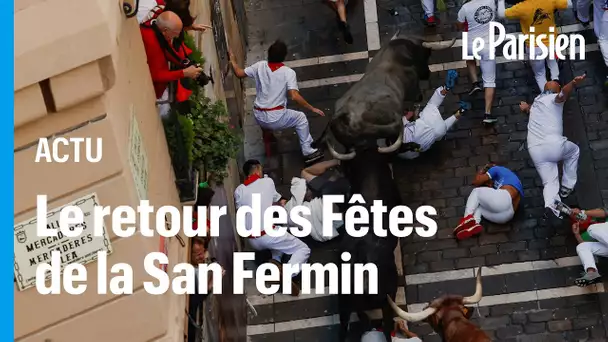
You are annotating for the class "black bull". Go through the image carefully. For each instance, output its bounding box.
[312,34,456,155]
[326,34,455,341]
[337,150,401,342]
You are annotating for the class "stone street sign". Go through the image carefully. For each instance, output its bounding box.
[13,193,113,291]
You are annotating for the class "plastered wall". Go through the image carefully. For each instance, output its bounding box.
[14,0,247,340]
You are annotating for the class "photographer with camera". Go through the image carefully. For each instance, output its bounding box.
[140,11,205,116]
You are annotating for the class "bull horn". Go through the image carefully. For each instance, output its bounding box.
[325,128,357,160]
[387,295,437,322]
[328,142,356,160]
[462,267,483,304]
[378,124,404,153]
[326,132,356,160]
[422,38,457,50]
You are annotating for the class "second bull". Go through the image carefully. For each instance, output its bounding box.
[388,267,491,342]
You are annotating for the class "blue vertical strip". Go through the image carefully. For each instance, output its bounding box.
[5,1,15,341]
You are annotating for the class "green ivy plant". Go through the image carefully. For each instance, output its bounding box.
[186,88,242,181]
[183,32,205,66]
[163,32,241,183]
[178,114,195,163]
[162,109,195,169]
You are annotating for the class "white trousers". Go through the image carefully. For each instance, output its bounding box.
[420,87,458,139]
[398,88,457,160]
[601,11,608,67]
[422,0,434,16]
[576,0,608,67]
[576,222,608,271]
[254,108,317,156]
[248,229,311,278]
[468,45,497,88]
[527,45,560,91]
[528,140,580,209]
[157,88,171,118]
[479,59,497,88]
[464,187,515,224]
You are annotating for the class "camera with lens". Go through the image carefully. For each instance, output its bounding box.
[182,59,213,87]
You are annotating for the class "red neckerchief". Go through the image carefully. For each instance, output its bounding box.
[268,62,284,72]
[244,174,261,185]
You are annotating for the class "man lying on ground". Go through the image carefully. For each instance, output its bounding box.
[284,159,350,242]
[396,70,470,160]
[570,207,608,286]
[519,73,586,222]
[454,163,524,240]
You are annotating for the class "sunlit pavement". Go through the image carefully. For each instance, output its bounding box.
[239,0,608,340]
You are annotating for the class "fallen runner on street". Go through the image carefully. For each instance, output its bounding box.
[395,70,471,159]
[454,163,524,240]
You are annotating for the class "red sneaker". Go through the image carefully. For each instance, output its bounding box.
[425,15,438,26]
[456,223,483,240]
[453,214,476,234]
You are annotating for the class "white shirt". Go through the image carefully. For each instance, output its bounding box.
[234,175,282,232]
[283,177,341,242]
[400,116,437,159]
[136,0,158,23]
[361,330,423,342]
[457,0,496,43]
[527,92,567,148]
[245,61,299,110]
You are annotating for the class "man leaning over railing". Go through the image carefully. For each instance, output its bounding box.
[140,11,204,117]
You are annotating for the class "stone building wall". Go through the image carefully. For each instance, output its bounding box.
[14,0,247,340]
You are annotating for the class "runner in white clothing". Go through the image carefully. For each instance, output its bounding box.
[518,74,586,220]
[234,159,311,296]
[229,40,325,164]
[457,0,499,124]
[570,207,608,287]
[397,70,468,159]
[575,0,608,86]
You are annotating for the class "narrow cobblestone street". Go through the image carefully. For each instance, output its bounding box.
[237,0,608,340]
